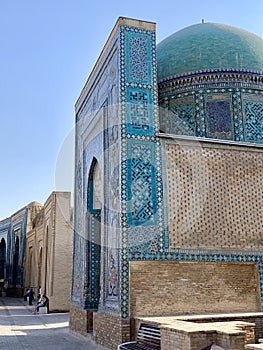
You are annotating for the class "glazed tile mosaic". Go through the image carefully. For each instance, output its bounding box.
[159,88,263,142]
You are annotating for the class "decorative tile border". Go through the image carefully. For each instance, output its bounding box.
[159,87,263,143]
[119,24,164,318]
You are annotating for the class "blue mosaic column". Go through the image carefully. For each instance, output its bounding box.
[119,23,164,318]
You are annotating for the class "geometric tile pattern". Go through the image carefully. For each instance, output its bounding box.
[125,31,152,84]
[128,225,159,256]
[85,214,101,310]
[244,96,263,142]
[127,87,153,135]
[206,99,233,140]
[232,91,244,141]
[195,93,206,137]
[71,233,85,303]
[126,142,157,226]
[169,97,195,136]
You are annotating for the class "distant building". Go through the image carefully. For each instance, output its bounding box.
[24,191,72,311]
[0,202,42,296]
[71,17,263,349]
[0,192,72,312]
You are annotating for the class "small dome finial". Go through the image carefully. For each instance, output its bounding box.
[202,19,205,24]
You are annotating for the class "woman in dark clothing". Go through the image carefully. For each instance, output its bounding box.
[28,289,34,305]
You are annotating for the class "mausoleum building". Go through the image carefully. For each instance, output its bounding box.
[24,191,72,311]
[71,17,263,349]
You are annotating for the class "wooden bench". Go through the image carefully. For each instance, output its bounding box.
[118,323,161,350]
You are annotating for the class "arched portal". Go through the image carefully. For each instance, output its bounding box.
[38,247,42,291]
[86,158,102,310]
[0,238,6,280]
[12,237,19,286]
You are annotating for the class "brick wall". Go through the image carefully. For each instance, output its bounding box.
[218,333,246,350]
[69,306,93,335]
[161,327,191,350]
[52,192,72,311]
[165,143,263,250]
[130,261,260,317]
[93,312,130,350]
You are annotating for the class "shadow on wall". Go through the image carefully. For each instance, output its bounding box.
[202,344,226,350]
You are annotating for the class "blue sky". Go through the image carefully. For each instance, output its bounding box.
[1,0,263,219]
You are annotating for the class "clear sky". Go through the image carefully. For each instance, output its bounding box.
[1,0,263,219]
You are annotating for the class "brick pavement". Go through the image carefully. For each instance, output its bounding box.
[0,296,108,350]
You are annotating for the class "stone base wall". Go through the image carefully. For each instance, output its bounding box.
[69,306,94,335]
[161,327,246,350]
[130,261,260,317]
[93,312,130,350]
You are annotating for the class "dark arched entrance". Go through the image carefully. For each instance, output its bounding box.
[86,158,101,311]
[0,238,6,280]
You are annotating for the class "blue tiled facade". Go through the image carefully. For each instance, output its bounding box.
[73,19,164,319]
[0,207,29,291]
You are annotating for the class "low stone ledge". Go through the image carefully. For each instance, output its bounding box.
[137,317,255,350]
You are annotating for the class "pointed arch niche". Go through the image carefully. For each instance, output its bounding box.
[86,158,102,311]
[0,238,6,280]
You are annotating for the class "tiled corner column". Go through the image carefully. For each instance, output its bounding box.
[119,19,164,322]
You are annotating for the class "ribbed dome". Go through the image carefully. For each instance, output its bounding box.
[157,22,263,81]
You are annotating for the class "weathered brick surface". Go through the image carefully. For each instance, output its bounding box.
[52,192,72,311]
[130,261,260,317]
[161,328,191,350]
[160,324,247,350]
[192,315,263,342]
[69,306,93,334]
[93,313,130,350]
[165,143,263,251]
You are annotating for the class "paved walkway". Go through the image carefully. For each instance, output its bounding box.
[0,296,108,350]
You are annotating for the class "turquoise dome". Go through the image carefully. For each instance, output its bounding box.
[157,22,263,81]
